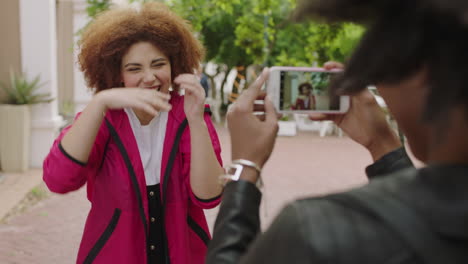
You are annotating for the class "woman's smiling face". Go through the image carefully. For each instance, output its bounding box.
[121,41,172,93]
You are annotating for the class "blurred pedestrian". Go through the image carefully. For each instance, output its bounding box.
[200,72,210,98]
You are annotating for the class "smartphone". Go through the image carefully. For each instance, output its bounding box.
[267,66,350,113]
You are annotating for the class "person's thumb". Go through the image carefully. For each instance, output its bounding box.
[264,96,278,124]
[308,113,329,121]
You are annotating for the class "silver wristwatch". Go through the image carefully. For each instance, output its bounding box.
[219,159,263,188]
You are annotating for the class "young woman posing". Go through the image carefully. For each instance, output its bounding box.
[43,3,223,263]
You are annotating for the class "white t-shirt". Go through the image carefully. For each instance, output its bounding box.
[124,108,168,186]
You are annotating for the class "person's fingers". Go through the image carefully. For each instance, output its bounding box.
[155,100,172,111]
[235,68,269,110]
[264,96,278,124]
[323,61,344,70]
[253,112,282,120]
[143,94,172,111]
[175,74,201,88]
[308,113,328,120]
[138,88,171,101]
[173,73,200,84]
[182,83,203,93]
[254,112,266,121]
[178,81,205,99]
[308,113,331,121]
[154,90,171,100]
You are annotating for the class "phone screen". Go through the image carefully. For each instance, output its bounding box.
[279,70,340,111]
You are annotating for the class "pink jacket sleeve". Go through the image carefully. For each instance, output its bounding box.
[42,114,109,195]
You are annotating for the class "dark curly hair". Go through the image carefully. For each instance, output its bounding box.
[293,0,468,123]
[78,2,205,93]
[298,82,313,94]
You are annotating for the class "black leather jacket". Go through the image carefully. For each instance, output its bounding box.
[206,148,468,263]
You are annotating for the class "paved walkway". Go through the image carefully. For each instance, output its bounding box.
[0,125,372,263]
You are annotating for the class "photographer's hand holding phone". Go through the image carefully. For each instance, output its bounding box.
[309,61,402,161]
[226,68,279,184]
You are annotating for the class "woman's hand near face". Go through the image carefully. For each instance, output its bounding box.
[228,69,279,170]
[95,87,172,116]
[309,61,401,161]
[61,87,171,163]
[174,74,206,123]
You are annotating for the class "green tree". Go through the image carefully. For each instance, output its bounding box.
[169,0,365,95]
[76,0,112,36]
[200,7,254,106]
[85,0,112,18]
[305,23,365,65]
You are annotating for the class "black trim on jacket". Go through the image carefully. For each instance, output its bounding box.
[83,208,121,264]
[161,119,188,207]
[187,215,210,246]
[195,193,222,203]
[58,142,86,166]
[160,118,188,264]
[98,136,111,171]
[104,118,149,250]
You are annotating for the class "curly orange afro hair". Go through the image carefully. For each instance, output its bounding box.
[78,2,205,93]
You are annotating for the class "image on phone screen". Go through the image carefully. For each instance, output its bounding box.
[279,71,340,111]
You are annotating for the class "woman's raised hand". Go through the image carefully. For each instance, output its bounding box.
[95,87,172,116]
[174,74,206,122]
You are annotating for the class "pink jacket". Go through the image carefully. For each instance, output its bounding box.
[43,93,222,264]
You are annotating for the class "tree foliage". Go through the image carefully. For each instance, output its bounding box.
[85,0,112,19]
[84,0,365,67]
[167,0,364,67]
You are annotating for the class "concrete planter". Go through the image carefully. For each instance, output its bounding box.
[294,114,322,131]
[278,120,297,136]
[0,104,31,172]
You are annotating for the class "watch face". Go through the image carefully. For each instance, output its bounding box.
[226,163,244,181]
[219,163,263,188]
[219,163,244,186]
